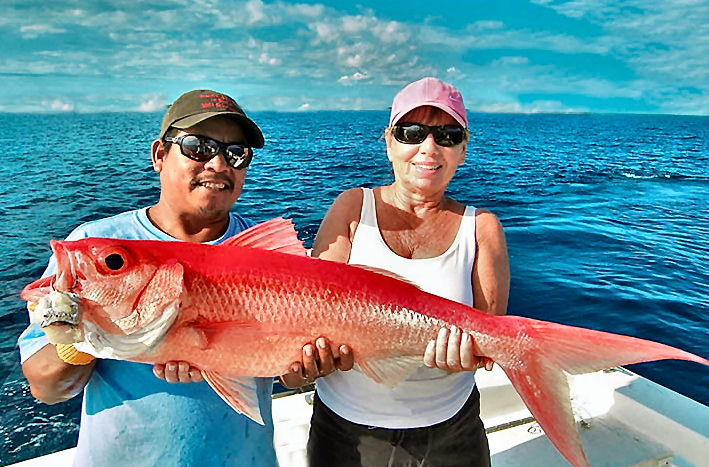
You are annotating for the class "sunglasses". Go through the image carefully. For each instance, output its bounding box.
[391,123,467,147]
[164,134,252,170]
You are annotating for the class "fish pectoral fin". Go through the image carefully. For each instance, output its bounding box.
[221,217,307,257]
[358,355,422,389]
[182,326,209,350]
[201,371,265,425]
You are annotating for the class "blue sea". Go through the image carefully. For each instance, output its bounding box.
[1,111,707,465]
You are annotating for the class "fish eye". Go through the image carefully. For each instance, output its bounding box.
[104,253,124,271]
[96,247,131,274]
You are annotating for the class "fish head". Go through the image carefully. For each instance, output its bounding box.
[22,238,185,354]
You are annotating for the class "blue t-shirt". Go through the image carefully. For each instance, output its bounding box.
[18,208,277,467]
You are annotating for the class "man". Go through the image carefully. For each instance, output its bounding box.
[19,89,353,466]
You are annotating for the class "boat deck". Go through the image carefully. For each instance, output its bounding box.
[274,366,709,467]
[10,366,709,466]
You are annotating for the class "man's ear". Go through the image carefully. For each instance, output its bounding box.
[151,139,165,172]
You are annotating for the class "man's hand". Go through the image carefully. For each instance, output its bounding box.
[423,325,494,372]
[153,361,204,383]
[280,337,354,388]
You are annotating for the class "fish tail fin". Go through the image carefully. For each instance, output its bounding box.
[492,317,709,467]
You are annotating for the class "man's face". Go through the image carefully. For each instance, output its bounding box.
[154,116,248,220]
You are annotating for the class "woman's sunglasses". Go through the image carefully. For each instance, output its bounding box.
[391,123,467,147]
[164,134,252,170]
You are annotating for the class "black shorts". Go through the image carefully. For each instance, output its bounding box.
[307,386,490,467]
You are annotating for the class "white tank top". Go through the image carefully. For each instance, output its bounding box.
[316,188,478,428]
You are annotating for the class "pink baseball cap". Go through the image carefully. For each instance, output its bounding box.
[389,77,467,128]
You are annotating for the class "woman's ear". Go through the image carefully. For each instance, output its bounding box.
[384,128,394,162]
[151,139,165,172]
[458,143,467,166]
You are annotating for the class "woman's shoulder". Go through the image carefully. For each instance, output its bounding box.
[329,187,365,218]
[473,208,505,244]
[337,187,365,204]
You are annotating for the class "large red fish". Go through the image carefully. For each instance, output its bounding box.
[21,218,709,467]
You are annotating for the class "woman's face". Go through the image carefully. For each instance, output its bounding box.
[386,106,467,196]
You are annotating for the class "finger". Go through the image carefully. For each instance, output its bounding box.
[153,363,166,380]
[189,368,204,382]
[483,357,494,371]
[435,327,449,368]
[302,344,319,381]
[164,361,178,383]
[289,362,303,377]
[177,361,191,383]
[316,337,335,375]
[460,332,475,370]
[423,340,436,368]
[337,345,355,371]
[446,325,462,371]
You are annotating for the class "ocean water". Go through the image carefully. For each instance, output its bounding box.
[1,111,707,464]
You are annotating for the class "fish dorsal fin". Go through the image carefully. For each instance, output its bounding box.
[222,217,307,256]
[201,371,265,425]
[358,355,422,389]
[349,264,423,290]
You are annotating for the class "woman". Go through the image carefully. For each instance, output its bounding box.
[307,77,510,466]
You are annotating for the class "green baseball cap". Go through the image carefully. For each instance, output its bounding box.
[159,90,264,148]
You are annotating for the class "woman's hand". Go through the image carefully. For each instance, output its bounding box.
[153,361,204,383]
[423,326,493,372]
[280,337,354,388]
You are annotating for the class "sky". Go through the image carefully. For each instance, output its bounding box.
[1,0,708,115]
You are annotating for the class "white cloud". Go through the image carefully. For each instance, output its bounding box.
[492,56,530,66]
[2,0,708,114]
[20,24,66,39]
[42,99,74,112]
[245,0,268,24]
[137,94,167,112]
[338,71,370,84]
[471,20,505,31]
[475,99,587,114]
[258,53,282,66]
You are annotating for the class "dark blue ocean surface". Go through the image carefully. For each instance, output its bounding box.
[1,111,707,464]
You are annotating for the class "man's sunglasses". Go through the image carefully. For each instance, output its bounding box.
[164,134,252,170]
[391,123,467,147]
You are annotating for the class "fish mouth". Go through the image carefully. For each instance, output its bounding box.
[20,240,81,303]
[50,240,79,294]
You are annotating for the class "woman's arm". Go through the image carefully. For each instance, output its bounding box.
[280,189,363,388]
[310,188,363,262]
[424,209,510,372]
[472,209,510,317]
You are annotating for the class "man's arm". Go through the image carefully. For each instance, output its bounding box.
[22,343,96,404]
